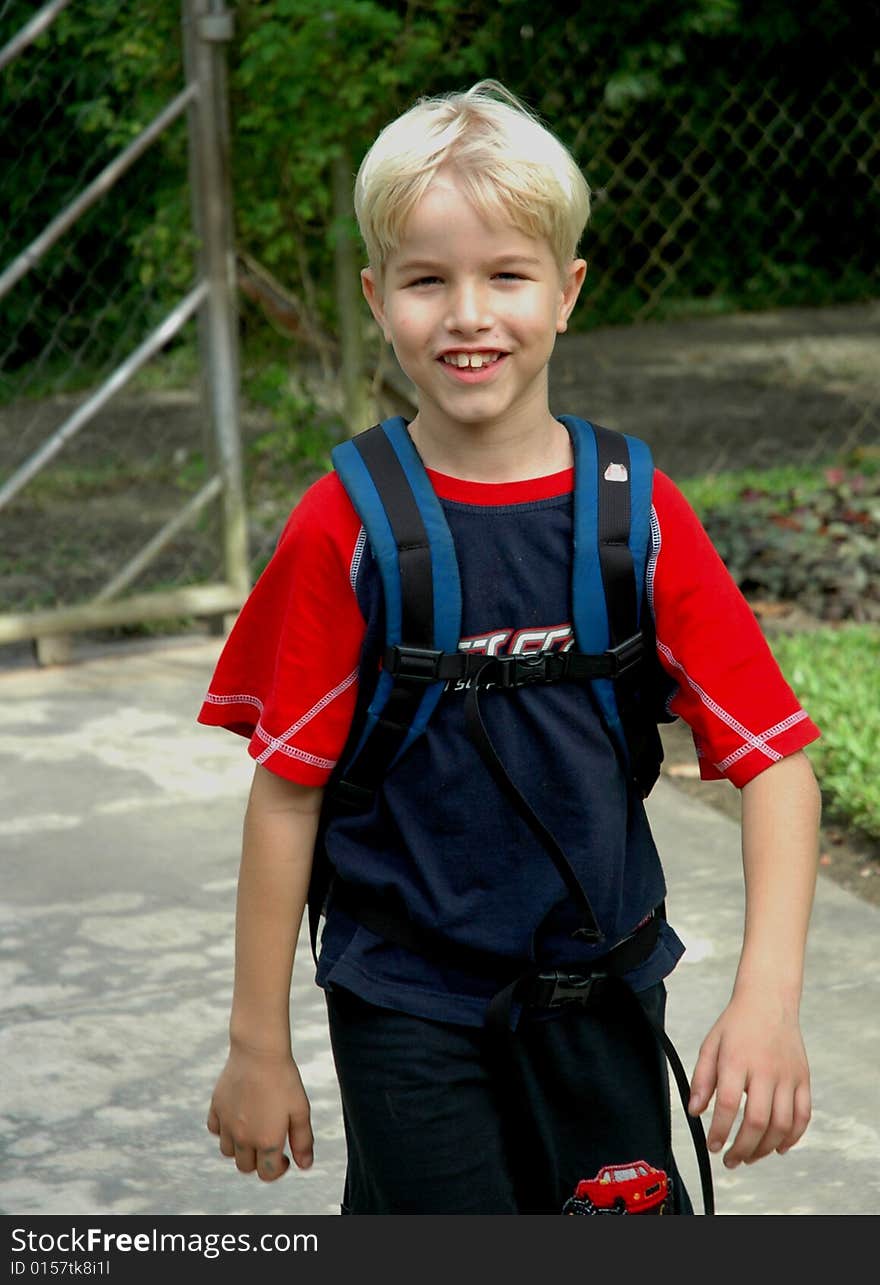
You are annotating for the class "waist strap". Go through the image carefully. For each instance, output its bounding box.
[331,879,659,983]
[327,881,714,1215]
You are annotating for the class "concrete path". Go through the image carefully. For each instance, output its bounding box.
[1,637,877,1216]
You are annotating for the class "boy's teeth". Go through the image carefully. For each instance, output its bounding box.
[444,352,500,369]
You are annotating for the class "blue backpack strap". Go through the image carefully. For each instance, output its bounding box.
[329,416,462,804]
[559,415,656,782]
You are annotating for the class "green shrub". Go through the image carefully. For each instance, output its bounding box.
[681,456,880,623]
[244,361,342,490]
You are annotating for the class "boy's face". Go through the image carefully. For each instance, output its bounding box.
[362,172,585,441]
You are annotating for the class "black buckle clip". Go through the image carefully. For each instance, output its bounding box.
[606,633,644,676]
[533,969,602,1007]
[509,653,550,687]
[487,653,557,689]
[384,645,444,684]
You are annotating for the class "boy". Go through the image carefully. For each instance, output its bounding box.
[199,80,821,1214]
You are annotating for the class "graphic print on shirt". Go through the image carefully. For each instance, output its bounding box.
[448,623,574,690]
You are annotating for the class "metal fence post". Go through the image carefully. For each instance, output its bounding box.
[181,0,249,615]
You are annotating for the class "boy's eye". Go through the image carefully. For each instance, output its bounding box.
[406,272,523,287]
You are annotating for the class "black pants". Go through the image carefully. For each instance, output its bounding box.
[325,980,693,1215]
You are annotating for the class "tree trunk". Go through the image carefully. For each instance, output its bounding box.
[332,149,374,436]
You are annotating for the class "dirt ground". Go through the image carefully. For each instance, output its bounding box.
[548,299,880,479]
[2,299,878,904]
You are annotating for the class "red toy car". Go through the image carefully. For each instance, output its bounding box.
[562,1160,670,1215]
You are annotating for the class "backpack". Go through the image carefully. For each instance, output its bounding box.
[327,414,670,785]
[308,413,713,1214]
[309,409,678,955]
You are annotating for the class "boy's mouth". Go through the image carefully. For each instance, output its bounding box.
[438,351,508,382]
[440,351,505,369]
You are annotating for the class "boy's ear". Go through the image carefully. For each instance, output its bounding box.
[361,268,392,343]
[556,258,588,335]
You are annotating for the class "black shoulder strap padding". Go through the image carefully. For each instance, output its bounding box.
[593,423,638,644]
[593,423,664,797]
[309,423,439,964]
[355,426,435,645]
[336,425,435,798]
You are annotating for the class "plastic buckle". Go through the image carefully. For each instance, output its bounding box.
[490,653,550,689]
[607,633,644,676]
[385,645,444,684]
[534,970,599,1007]
[513,653,550,686]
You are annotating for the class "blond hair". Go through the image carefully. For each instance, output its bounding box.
[355,80,590,280]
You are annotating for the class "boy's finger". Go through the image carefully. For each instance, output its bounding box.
[688,1079,711,1115]
[234,1142,258,1173]
[688,1036,720,1115]
[706,1070,746,1155]
[289,1117,314,1169]
[744,1090,794,1164]
[291,1135,314,1169]
[688,1043,719,1115]
[748,1079,802,1164]
[206,1106,220,1136]
[257,1147,290,1182]
[723,1080,773,1167]
[777,1080,812,1154]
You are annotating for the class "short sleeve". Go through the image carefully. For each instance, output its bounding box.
[196,472,367,785]
[650,470,821,787]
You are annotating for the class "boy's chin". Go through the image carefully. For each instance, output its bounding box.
[423,403,516,434]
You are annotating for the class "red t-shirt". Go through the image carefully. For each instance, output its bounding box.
[198,466,819,788]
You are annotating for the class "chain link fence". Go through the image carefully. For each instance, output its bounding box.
[578,66,877,321]
[246,32,879,482]
[550,48,879,476]
[0,0,247,661]
[1,6,877,656]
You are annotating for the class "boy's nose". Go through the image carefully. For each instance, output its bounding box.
[445,282,493,333]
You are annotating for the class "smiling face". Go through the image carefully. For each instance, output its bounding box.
[361,171,585,449]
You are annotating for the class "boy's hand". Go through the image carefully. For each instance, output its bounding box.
[207,1044,314,1181]
[687,992,811,1169]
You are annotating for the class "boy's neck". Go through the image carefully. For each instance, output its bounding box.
[407,409,573,484]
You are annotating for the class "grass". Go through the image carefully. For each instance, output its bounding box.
[676,448,880,514]
[0,336,199,408]
[673,457,880,849]
[770,626,880,844]
[677,464,833,511]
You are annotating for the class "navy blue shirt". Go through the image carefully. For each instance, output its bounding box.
[315,484,684,1026]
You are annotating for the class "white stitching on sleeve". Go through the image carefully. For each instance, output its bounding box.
[649,504,680,716]
[715,709,809,772]
[255,668,359,765]
[253,728,338,771]
[647,505,661,616]
[350,527,367,591]
[203,692,264,711]
[656,639,784,767]
[651,500,799,772]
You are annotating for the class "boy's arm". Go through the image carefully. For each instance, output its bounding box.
[687,748,821,1167]
[207,763,323,1182]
